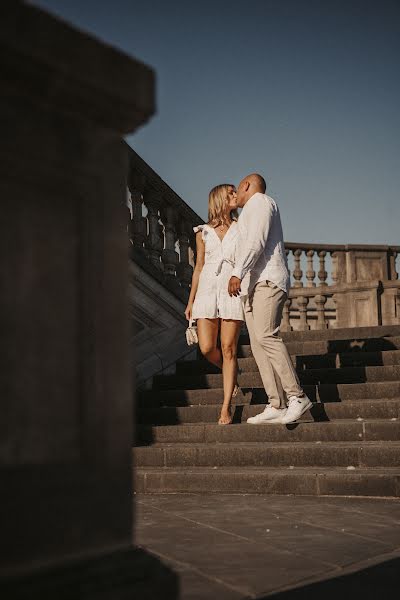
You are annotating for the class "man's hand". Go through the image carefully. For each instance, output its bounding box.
[228,276,242,297]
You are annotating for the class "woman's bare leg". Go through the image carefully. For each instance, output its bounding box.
[197,318,222,368]
[219,319,242,424]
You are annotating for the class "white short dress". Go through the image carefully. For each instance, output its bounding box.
[191,222,245,321]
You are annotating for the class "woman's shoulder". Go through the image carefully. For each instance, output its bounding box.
[193,223,215,235]
[193,224,212,244]
[193,223,208,234]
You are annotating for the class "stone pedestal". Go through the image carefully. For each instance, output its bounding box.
[0,2,177,597]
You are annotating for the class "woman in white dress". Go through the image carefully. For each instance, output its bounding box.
[185,184,245,425]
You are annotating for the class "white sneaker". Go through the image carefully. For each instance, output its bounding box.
[280,395,312,424]
[247,405,287,424]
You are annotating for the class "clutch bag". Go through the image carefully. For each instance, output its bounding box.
[185,318,198,346]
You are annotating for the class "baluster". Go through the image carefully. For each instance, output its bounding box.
[395,292,400,324]
[331,251,338,286]
[332,293,339,328]
[126,187,132,219]
[176,220,194,291]
[144,188,163,270]
[285,248,291,285]
[306,250,316,287]
[161,204,179,278]
[129,177,147,249]
[297,295,309,330]
[314,294,328,329]
[293,249,303,287]
[281,297,292,332]
[188,228,197,268]
[318,250,328,286]
[125,188,133,243]
[390,250,399,281]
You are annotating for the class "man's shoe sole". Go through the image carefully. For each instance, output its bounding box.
[247,415,286,425]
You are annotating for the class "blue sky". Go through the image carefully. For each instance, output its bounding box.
[33,0,400,245]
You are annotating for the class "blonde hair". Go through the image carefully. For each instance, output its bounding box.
[207,184,238,228]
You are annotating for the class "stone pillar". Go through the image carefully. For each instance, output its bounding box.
[331,250,346,285]
[346,246,389,283]
[0,2,177,597]
[389,250,399,280]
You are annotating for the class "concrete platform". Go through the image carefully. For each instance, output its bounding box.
[135,493,400,599]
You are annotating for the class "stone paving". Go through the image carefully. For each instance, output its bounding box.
[135,493,400,599]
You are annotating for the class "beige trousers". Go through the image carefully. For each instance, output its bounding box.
[244,280,303,409]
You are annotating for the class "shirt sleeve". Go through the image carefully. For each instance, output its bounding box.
[231,194,273,280]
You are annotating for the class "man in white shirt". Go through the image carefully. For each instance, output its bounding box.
[228,173,312,424]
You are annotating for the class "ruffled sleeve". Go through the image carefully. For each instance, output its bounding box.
[193,224,205,234]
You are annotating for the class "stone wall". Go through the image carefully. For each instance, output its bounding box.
[0,1,177,597]
[129,260,197,388]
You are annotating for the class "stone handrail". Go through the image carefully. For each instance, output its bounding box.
[127,147,400,329]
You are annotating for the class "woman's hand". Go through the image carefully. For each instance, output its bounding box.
[184,303,193,321]
[228,276,241,297]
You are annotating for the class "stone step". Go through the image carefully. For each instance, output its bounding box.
[136,419,400,445]
[238,341,328,358]
[176,350,400,376]
[248,324,400,344]
[134,466,400,497]
[238,336,400,358]
[134,440,400,468]
[281,324,400,342]
[154,365,400,391]
[139,382,400,407]
[138,399,400,425]
[298,349,400,369]
[303,365,400,384]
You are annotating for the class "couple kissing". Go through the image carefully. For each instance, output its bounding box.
[185,173,312,425]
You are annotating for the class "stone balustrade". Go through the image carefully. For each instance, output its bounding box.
[283,244,400,330]
[127,146,201,302]
[127,148,400,332]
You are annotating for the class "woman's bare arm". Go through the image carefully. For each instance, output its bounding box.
[185,231,205,320]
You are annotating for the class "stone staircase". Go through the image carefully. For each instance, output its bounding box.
[134,325,400,497]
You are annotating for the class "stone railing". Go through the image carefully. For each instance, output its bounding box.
[126,145,202,303]
[283,244,400,330]
[126,146,400,331]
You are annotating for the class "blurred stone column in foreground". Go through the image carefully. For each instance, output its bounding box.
[0,1,177,597]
